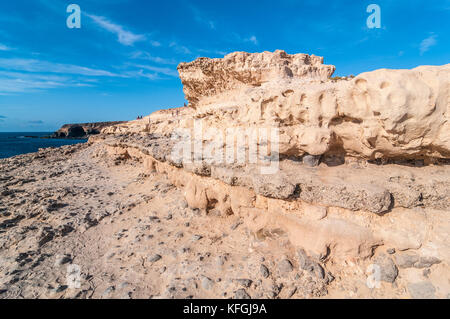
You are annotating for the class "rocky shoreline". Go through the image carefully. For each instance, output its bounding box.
[0,51,448,299]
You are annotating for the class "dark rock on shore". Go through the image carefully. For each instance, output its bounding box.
[52,121,127,139]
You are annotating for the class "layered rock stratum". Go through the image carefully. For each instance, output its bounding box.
[0,51,448,299]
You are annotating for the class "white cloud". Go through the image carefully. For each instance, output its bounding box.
[133,64,179,77]
[0,58,118,76]
[86,13,146,46]
[130,51,178,65]
[229,33,259,46]
[190,6,216,30]
[0,59,117,94]
[420,34,438,55]
[150,40,161,47]
[0,43,12,51]
[247,35,258,45]
[169,42,192,54]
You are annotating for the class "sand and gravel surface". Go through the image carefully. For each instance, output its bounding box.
[0,143,332,299]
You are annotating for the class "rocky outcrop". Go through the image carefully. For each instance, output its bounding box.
[53,121,127,139]
[95,51,449,298]
[177,50,335,106]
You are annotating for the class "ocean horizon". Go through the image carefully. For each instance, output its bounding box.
[0,132,86,159]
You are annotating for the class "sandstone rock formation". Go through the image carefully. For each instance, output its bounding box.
[97,51,449,298]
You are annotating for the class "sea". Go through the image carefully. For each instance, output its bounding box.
[0,132,86,159]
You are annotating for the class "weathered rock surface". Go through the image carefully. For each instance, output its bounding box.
[98,51,449,298]
[1,50,448,299]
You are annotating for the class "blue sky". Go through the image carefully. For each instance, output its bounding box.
[0,0,449,132]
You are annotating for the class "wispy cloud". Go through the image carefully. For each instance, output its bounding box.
[0,58,117,76]
[133,64,179,77]
[28,120,44,124]
[130,51,178,65]
[0,43,12,51]
[0,60,114,94]
[190,5,216,30]
[246,35,258,45]
[197,49,228,56]
[229,33,259,46]
[0,69,98,94]
[86,13,146,46]
[169,41,192,54]
[420,34,438,55]
[150,40,161,47]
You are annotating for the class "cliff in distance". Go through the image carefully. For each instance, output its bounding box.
[53,121,127,138]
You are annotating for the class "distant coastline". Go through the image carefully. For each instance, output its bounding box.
[50,121,126,139]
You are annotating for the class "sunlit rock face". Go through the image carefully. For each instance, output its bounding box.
[177,50,336,106]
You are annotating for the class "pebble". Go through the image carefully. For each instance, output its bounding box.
[234,289,251,299]
[407,282,436,299]
[260,264,270,278]
[102,286,115,297]
[201,276,214,290]
[303,155,321,167]
[175,231,184,238]
[55,254,72,266]
[374,254,398,283]
[235,279,252,288]
[148,254,162,263]
[278,259,294,274]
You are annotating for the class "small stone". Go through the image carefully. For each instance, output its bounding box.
[175,231,184,239]
[235,279,252,288]
[303,155,321,167]
[386,248,395,254]
[216,255,227,266]
[310,263,325,279]
[148,254,162,263]
[394,253,419,269]
[201,276,214,290]
[374,254,398,283]
[415,256,441,269]
[102,286,115,297]
[297,249,311,270]
[278,259,294,274]
[192,235,203,241]
[119,282,130,289]
[407,282,436,299]
[326,272,335,283]
[55,254,72,266]
[106,252,116,259]
[260,264,270,278]
[230,221,242,230]
[234,289,251,299]
[283,286,297,298]
[52,285,68,293]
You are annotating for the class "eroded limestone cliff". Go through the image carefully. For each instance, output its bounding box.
[94,51,449,298]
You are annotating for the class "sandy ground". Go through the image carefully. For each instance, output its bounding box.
[1,142,447,299]
[0,143,332,299]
